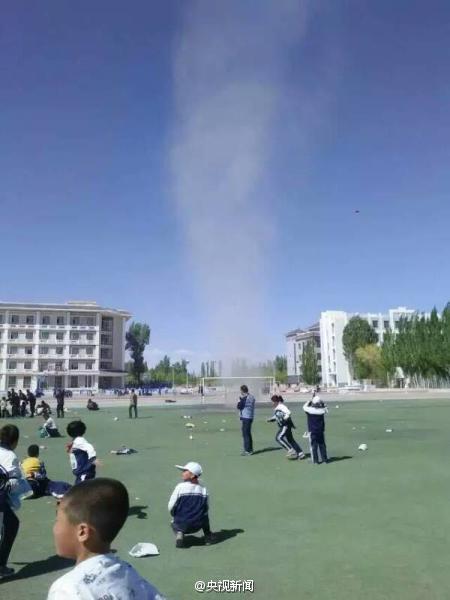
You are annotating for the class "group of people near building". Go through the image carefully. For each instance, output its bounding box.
[237,385,329,464]
[0,390,37,419]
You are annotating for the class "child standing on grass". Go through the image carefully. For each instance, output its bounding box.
[47,478,166,599]
[0,425,30,579]
[303,393,329,464]
[168,461,213,548]
[66,421,97,484]
[267,395,305,460]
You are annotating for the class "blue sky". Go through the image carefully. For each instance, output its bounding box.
[1,1,449,370]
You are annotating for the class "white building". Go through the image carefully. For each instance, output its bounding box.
[320,307,417,388]
[0,301,131,393]
[286,323,321,384]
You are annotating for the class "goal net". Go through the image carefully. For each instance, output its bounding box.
[200,376,276,406]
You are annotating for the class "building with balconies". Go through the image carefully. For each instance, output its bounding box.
[0,301,131,393]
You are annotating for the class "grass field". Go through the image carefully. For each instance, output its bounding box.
[2,398,450,600]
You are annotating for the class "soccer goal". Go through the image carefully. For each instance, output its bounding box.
[200,376,276,406]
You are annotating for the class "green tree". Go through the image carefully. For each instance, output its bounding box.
[301,342,320,385]
[125,322,151,386]
[273,355,288,384]
[354,344,385,382]
[343,317,378,376]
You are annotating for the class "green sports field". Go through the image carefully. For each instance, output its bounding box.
[2,398,450,600]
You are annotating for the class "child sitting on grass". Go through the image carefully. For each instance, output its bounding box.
[47,478,166,599]
[66,421,97,485]
[22,444,71,499]
[40,412,61,438]
[168,461,213,548]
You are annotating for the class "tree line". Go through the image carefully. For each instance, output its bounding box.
[125,321,289,386]
[342,302,450,387]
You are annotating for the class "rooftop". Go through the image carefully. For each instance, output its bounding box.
[0,301,131,318]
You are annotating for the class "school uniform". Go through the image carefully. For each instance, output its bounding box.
[268,403,303,456]
[303,399,328,464]
[69,437,96,484]
[168,480,210,535]
[0,447,21,568]
[43,417,61,438]
[22,457,71,499]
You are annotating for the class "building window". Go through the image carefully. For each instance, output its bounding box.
[24,361,32,370]
[100,348,112,359]
[100,361,112,370]
[86,348,94,356]
[56,347,63,355]
[42,316,51,325]
[11,315,19,324]
[384,321,389,330]
[25,348,33,355]
[23,376,31,388]
[26,315,34,325]
[101,317,113,332]
[9,332,18,340]
[56,316,65,325]
[40,332,49,340]
[39,347,49,355]
[87,333,94,341]
[101,334,112,345]
[70,376,78,388]
[372,320,378,329]
[56,332,65,341]
[86,317,95,326]
[70,347,79,355]
[9,361,17,370]
[8,346,17,355]
[86,363,93,370]
[8,376,16,387]
[70,332,80,340]
[0,314,4,324]
[26,332,34,340]
[71,317,80,326]
[70,362,78,371]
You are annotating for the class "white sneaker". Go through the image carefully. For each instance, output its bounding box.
[298,452,306,460]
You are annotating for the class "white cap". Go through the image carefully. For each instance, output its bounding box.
[175,461,202,477]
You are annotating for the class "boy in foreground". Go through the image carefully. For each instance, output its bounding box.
[47,478,166,599]
[168,461,213,548]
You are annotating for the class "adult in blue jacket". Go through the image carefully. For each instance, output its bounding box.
[236,385,255,456]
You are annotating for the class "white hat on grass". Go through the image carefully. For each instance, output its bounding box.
[175,461,202,477]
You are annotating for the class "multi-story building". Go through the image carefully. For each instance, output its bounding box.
[320,307,417,388]
[0,301,131,393]
[286,323,321,384]
[287,307,419,388]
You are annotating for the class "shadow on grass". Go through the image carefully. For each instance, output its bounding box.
[182,528,244,548]
[327,456,353,463]
[128,505,149,519]
[252,447,281,455]
[8,555,73,582]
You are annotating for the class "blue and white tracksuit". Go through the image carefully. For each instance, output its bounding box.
[168,480,210,534]
[303,399,328,464]
[268,403,303,455]
[69,437,96,484]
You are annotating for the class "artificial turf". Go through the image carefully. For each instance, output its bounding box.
[2,398,450,599]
